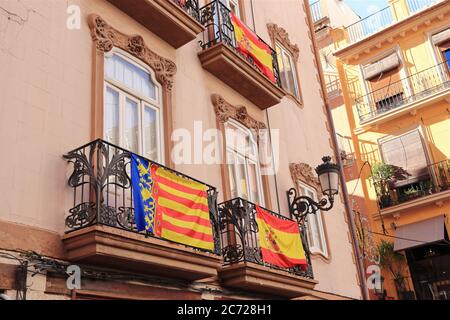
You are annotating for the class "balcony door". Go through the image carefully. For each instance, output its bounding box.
[225,119,264,206]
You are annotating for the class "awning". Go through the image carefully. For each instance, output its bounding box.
[431,28,450,46]
[394,216,447,252]
[362,52,400,80]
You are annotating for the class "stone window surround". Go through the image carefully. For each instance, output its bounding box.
[289,162,332,262]
[88,14,176,167]
[211,94,273,210]
[267,23,303,107]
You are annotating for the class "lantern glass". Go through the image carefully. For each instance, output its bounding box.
[315,156,340,197]
[319,170,339,196]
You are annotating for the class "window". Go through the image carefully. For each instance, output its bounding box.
[444,48,450,70]
[104,51,163,162]
[379,129,430,188]
[225,119,264,206]
[222,0,241,18]
[275,43,299,98]
[298,182,328,257]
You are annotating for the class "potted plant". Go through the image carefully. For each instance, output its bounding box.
[371,163,396,208]
[377,240,411,300]
[403,186,420,201]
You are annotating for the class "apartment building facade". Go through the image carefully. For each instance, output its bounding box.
[0,0,362,300]
[312,0,450,300]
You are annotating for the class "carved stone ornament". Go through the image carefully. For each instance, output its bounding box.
[267,23,300,62]
[211,94,267,132]
[289,162,320,191]
[88,14,177,91]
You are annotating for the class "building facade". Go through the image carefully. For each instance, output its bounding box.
[0,0,362,300]
[313,0,450,300]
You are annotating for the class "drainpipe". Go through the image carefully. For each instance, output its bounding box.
[302,0,369,300]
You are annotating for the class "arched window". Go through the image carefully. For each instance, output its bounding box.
[225,119,264,206]
[104,50,163,162]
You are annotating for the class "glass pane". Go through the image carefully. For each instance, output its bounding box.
[247,162,261,204]
[124,98,139,153]
[444,49,450,70]
[236,155,248,200]
[227,151,238,198]
[105,87,119,145]
[309,214,324,252]
[105,54,157,101]
[283,51,298,96]
[276,45,288,91]
[143,106,158,161]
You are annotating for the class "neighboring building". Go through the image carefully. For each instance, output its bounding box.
[0,0,362,300]
[312,0,450,300]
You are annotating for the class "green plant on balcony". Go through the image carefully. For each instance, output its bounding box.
[403,186,420,200]
[371,163,396,208]
[437,162,450,190]
[377,240,409,299]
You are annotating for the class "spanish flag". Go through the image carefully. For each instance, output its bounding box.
[256,206,307,268]
[230,13,276,83]
[131,155,214,251]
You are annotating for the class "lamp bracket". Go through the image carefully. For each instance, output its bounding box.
[287,188,334,223]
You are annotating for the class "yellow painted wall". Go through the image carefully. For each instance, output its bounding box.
[331,0,450,299]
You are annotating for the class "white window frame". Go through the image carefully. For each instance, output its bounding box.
[104,49,164,163]
[225,119,265,206]
[275,42,300,98]
[298,181,328,257]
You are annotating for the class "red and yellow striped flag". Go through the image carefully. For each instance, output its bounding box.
[230,13,276,83]
[256,206,307,268]
[153,166,214,251]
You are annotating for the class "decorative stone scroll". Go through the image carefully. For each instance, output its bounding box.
[211,94,267,132]
[289,162,321,191]
[88,14,177,91]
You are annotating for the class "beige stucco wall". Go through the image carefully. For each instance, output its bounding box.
[0,0,360,299]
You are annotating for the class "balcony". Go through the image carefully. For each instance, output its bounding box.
[217,198,317,298]
[62,140,221,281]
[345,6,394,45]
[343,0,442,45]
[310,1,324,24]
[376,159,450,212]
[107,0,204,48]
[197,0,285,109]
[356,61,450,124]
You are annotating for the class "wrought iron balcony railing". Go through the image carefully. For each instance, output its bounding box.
[198,0,282,88]
[172,0,201,21]
[218,198,314,279]
[63,139,221,255]
[310,0,324,23]
[345,6,394,44]
[356,61,450,122]
[376,159,450,209]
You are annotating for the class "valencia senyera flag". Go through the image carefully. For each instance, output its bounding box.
[131,154,214,251]
[230,13,276,83]
[256,206,307,268]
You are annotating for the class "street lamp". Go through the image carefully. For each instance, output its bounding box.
[287,156,340,222]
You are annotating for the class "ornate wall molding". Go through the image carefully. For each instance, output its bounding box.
[211,94,266,132]
[289,162,320,191]
[88,14,177,91]
[267,23,300,61]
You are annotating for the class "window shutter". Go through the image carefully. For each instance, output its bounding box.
[362,52,401,81]
[431,28,450,46]
[380,130,429,187]
[368,68,404,110]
